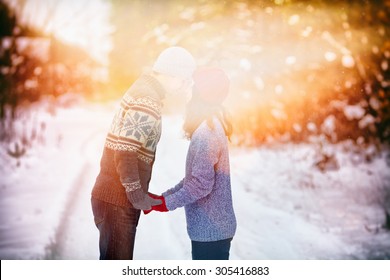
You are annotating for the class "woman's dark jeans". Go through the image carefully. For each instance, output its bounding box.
[91,197,140,260]
[191,238,233,260]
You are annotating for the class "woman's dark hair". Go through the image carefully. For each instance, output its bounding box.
[183,94,233,140]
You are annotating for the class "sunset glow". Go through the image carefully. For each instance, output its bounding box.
[1,0,389,144]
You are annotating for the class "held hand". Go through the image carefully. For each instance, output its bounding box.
[127,188,162,210]
[144,192,163,214]
[144,193,169,214]
[148,192,163,199]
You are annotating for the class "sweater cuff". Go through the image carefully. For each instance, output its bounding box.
[125,182,143,204]
[163,194,177,211]
[127,188,145,204]
[123,181,141,192]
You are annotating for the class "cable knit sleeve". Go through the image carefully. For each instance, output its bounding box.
[164,124,219,211]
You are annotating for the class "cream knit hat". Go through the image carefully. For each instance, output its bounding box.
[152,46,196,80]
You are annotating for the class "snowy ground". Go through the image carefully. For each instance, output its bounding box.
[1,101,390,260]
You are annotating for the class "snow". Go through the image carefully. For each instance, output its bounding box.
[359,114,375,129]
[343,104,365,121]
[321,115,336,139]
[342,54,355,68]
[1,101,390,260]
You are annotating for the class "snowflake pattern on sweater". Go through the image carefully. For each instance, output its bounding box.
[105,96,162,164]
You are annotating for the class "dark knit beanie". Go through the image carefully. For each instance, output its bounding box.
[193,67,230,105]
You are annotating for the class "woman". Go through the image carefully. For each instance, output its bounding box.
[145,67,237,260]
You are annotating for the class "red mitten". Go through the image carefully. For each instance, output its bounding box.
[143,194,168,215]
[148,192,163,199]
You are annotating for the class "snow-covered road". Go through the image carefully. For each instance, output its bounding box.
[1,103,389,260]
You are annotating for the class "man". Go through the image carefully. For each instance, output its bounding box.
[91,46,196,260]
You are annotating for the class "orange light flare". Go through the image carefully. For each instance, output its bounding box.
[4,0,113,98]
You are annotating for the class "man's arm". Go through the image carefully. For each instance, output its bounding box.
[115,106,161,210]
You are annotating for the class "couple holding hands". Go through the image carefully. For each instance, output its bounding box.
[91,46,236,260]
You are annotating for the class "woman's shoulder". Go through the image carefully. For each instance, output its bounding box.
[193,118,225,140]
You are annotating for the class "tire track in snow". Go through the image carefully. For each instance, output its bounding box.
[45,128,104,259]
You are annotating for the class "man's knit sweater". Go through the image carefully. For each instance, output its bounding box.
[163,118,237,242]
[92,74,165,208]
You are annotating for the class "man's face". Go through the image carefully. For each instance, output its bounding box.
[166,76,194,96]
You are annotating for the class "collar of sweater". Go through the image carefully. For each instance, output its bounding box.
[126,74,167,102]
